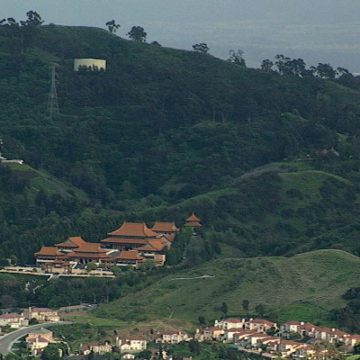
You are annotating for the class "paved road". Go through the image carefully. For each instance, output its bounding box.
[0,321,71,355]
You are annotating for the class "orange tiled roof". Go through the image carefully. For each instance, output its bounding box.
[73,243,108,254]
[185,221,202,227]
[186,213,200,222]
[34,246,63,257]
[27,336,49,343]
[163,233,176,242]
[55,236,86,248]
[224,318,243,323]
[108,222,158,238]
[148,238,168,250]
[0,313,23,319]
[136,238,168,252]
[249,318,275,326]
[101,237,148,245]
[280,340,303,346]
[284,321,301,325]
[152,222,179,233]
[233,330,257,335]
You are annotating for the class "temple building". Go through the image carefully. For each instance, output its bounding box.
[185,213,202,227]
[34,221,178,270]
[152,222,179,242]
[100,222,171,265]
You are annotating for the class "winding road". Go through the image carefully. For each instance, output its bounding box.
[0,321,71,355]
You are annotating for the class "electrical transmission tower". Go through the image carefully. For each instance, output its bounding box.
[48,63,59,119]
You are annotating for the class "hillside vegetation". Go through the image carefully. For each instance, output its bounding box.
[93,249,360,326]
[1,18,360,267]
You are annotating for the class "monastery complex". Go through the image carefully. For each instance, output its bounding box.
[34,214,201,271]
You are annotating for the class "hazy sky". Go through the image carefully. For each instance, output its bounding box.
[3,0,360,71]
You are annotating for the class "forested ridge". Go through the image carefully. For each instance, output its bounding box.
[1,16,360,265]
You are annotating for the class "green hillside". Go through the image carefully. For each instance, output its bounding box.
[1,17,360,266]
[93,249,360,326]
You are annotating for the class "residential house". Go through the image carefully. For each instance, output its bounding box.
[280,321,302,334]
[344,334,360,349]
[0,313,28,328]
[117,337,147,352]
[214,317,245,330]
[156,330,190,344]
[329,328,349,343]
[223,328,248,342]
[278,340,303,357]
[292,344,316,359]
[81,341,112,355]
[233,331,258,346]
[248,333,272,347]
[195,327,224,342]
[246,318,276,333]
[314,327,335,342]
[23,307,60,322]
[298,323,317,338]
[254,335,280,350]
[26,328,56,356]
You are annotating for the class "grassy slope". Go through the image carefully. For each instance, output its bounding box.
[92,249,360,328]
[4,163,88,201]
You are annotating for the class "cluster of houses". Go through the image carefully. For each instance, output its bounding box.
[71,331,191,360]
[34,215,202,273]
[12,315,360,359]
[0,307,60,332]
[194,317,360,358]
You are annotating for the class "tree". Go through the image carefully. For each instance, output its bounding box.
[353,342,360,354]
[228,49,246,66]
[261,59,274,72]
[127,26,147,42]
[192,43,209,54]
[220,301,228,316]
[9,255,17,265]
[106,20,120,34]
[188,340,200,355]
[255,303,265,317]
[139,259,155,272]
[41,343,62,360]
[198,315,206,325]
[311,63,336,80]
[86,262,97,272]
[137,350,151,359]
[242,299,249,315]
[111,266,121,276]
[20,11,43,27]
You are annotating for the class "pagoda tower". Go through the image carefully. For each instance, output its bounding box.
[185,213,202,227]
